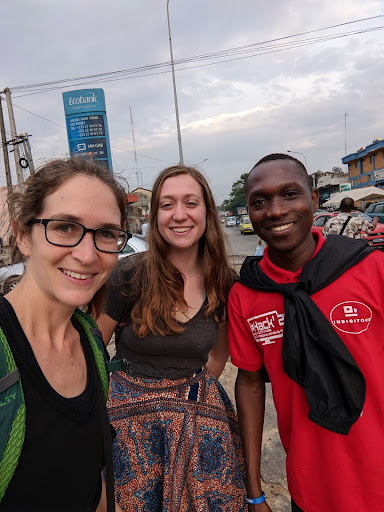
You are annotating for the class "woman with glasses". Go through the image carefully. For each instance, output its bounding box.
[0,158,128,511]
[96,165,246,511]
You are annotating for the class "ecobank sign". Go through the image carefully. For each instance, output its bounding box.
[62,88,112,172]
[63,89,106,115]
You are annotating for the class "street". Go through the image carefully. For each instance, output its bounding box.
[221,224,291,512]
[223,223,259,255]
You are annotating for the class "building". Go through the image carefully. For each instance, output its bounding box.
[126,187,152,234]
[342,138,384,189]
[313,169,349,205]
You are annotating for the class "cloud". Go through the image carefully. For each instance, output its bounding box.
[1,0,383,200]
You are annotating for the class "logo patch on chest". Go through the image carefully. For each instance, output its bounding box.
[330,301,372,334]
[247,310,284,345]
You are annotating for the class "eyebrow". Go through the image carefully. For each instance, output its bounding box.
[159,193,201,200]
[48,214,122,230]
[249,181,304,196]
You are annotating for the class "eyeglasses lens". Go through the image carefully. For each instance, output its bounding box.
[45,220,126,252]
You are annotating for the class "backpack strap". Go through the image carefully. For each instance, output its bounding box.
[339,215,352,235]
[0,327,26,502]
[73,310,130,399]
[73,309,110,399]
[72,309,123,512]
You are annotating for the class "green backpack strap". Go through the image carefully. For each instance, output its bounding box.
[73,310,130,401]
[0,328,26,502]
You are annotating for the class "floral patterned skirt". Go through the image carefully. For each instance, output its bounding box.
[107,368,246,511]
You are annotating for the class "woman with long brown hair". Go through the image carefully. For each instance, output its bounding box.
[0,158,129,511]
[96,165,246,511]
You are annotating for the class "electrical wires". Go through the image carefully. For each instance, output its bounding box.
[9,15,384,98]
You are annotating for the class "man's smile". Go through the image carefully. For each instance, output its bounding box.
[270,222,295,232]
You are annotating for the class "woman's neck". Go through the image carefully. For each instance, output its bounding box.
[6,279,76,350]
[169,246,200,277]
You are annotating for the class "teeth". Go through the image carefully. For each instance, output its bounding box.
[172,227,191,233]
[62,269,93,280]
[271,223,293,232]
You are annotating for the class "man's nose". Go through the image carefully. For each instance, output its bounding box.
[266,197,288,218]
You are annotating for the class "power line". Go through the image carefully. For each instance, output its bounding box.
[4,16,383,163]
[9,15,384,96]
[12,25,384,101]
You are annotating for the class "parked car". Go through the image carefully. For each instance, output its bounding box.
[0,236,147,295]
[0,262,25,295]
[225,216,237,227]
[313,209,328,217]
[239,216,254,235]
[118,235,147,259]
[365,202,384,224]
[312,211,384,250]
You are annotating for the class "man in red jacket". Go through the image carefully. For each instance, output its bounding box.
[228,153,384,512]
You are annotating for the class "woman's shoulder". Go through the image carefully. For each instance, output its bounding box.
[112,252,146,279]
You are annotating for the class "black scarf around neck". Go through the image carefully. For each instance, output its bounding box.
[239,235,374,435]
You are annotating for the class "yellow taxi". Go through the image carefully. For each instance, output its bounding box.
[239,216,254,235]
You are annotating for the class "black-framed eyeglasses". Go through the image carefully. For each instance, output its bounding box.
[30,219,131,253]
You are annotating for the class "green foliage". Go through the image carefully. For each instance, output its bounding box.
[221,173,248,214]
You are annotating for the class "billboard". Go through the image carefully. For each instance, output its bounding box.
[340,183,352,192]
[62,89,112,172]
[237,206,248,215]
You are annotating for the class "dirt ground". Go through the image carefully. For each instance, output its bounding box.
[219,361,291,512]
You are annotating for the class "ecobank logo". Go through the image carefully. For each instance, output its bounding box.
[330,301,372,335]
[68,91,97,106]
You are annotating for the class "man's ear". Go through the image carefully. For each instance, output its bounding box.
[312,188,319,212]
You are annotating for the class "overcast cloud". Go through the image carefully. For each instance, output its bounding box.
[1,0,383,202]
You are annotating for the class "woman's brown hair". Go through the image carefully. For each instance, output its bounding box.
[9,157,128,316]
[118,165,235,337]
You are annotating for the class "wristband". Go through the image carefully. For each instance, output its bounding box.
[246,492,266,505]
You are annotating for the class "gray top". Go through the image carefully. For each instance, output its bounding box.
[105,260,218,379]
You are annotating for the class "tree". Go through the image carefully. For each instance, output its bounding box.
[221,173,248,214]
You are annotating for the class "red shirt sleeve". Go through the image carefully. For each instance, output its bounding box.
[228,283,264,371]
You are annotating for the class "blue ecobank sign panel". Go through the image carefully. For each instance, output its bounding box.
[62,89,112,172]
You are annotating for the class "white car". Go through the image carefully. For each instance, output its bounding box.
[118,235,147,259]
[225,216,237,227]
[0,236,147,295]
[0,262,25,295]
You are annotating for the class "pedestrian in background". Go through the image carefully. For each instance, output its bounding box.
[323,196,378,238]
[96,165,246,511]
[228,153,384,511]
[0,158,129,511]
[141,220,148,238]
[254,239,265,257]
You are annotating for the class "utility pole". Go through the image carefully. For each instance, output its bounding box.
[344,112,348,155]
[21,133,35,174]
[0,95,15,217]
[129,106,140,187]
[166,0,184,165]
[3,87,24,185]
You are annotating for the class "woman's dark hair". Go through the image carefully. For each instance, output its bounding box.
[117,164,236,337]
[9,157,128,316]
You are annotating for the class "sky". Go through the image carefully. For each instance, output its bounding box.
[1,0,383,204]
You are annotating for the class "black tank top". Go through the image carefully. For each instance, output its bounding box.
[0,297,104,512]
